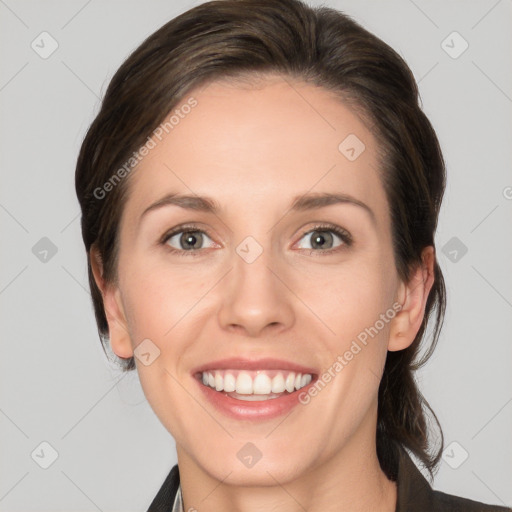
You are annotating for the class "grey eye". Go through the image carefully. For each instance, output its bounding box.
[166,230,214,251]
[296,230,344,251]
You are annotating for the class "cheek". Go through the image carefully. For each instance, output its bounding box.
[303,253,397,401]
[306,263,395,427]
[303,255,396,336]
[118,265,199,424]
[120,258,208,340]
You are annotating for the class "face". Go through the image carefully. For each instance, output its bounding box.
[98,75,421,486]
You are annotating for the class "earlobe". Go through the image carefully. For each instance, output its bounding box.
[90,245,134,359]
[388,246,435,352]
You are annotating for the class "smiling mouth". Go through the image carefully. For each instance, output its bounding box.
[195,368,316,401]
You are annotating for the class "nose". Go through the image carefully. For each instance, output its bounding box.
[217,242,295,338]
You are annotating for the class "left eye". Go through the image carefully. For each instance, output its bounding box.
[296,229,347,251]
[164,230,216,251]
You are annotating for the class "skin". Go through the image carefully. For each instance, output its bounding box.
[91,74,434,512]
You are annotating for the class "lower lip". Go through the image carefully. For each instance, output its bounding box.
[194,375,316,420]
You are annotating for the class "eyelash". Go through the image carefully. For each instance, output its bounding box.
[159,223,353,257]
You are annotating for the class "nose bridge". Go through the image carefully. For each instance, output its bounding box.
[217,232,295,336]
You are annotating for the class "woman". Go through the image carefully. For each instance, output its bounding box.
[75,0,511,510]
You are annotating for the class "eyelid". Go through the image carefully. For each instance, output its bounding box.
[159,223,217,245]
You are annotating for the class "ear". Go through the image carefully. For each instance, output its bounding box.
[90,245,134,359]
[388,246,435,352]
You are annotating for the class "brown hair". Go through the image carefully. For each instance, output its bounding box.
[75,0,446,480]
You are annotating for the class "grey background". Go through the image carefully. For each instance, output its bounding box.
[1,0,511,510]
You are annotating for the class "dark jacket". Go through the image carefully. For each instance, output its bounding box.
[147,446,511,511]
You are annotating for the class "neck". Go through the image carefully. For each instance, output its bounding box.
[176,409,397,512]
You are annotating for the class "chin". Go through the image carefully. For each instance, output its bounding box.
[196,451,309,487]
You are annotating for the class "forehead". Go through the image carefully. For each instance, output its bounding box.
[124,76,388,223]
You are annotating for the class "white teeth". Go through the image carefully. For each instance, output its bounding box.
[200,369,313,395]
[285,373,296,393]
[301,374,311,387]
[271,373,286,393]
[223,372,236,392]
[229,393,282,401]
[214,371,223,391]
[235,372,253,394]
[253,373,272,394]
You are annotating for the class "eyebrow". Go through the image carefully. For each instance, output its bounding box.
[140,191,376,225]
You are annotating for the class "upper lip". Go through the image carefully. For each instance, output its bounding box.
[191,357,318,376]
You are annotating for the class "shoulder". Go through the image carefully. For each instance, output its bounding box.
[431,488,511,511]
[395,445,511,512]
